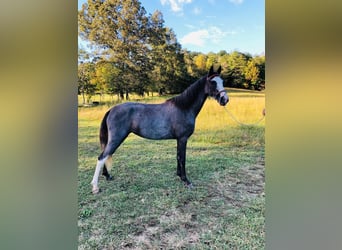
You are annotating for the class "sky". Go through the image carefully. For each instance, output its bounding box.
[78,0,264,55]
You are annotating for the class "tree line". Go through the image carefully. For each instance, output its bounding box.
[78,0,265,104]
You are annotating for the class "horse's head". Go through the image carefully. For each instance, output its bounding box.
[206,65,229,106]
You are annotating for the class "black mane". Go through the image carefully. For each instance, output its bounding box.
[167,76,207,109]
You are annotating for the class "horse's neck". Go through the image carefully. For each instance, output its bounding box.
[192,91,207,117]
[179,77,208,117]
[191,85,208,117]
[169,77,208,116]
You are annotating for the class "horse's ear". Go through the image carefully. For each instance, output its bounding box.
[217,65,222,74]
[208,65,214,76]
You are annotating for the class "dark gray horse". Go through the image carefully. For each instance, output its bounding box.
[91,65,229,194]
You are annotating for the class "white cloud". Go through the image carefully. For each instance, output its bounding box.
[160,0,193,12]
[229,0,244,4]
[209,26,237,43]
[180,29,209,47]
[180,26,239,47]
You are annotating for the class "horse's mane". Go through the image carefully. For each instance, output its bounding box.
[167,76,207,109]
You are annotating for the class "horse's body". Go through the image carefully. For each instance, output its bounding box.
[106,101,194,140]
[91,66,229,194]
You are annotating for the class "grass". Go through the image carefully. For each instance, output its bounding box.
[78,88,265,249]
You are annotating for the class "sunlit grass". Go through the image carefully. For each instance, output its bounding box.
[197,95,265,131]
[78,88,265,249]
[78,88,265,129]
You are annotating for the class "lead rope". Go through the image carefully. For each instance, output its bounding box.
[223,106,265,126]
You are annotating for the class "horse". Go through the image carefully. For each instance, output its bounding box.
[91,65,229,194]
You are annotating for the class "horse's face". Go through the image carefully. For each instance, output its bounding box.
[208,75,229,106]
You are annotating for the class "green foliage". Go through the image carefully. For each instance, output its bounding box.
[79,0,151,99]
[206,52,218,70]
[148,12,187,94]
[78,47,90,63]
[78,62,97,104]
[78,0,265,102]
[244,60,260,89]
[253,55,266,90]
[194,53,207,75]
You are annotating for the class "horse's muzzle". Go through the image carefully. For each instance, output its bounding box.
[217,91,229,106]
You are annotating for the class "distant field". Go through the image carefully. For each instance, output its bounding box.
[78,88,265,249]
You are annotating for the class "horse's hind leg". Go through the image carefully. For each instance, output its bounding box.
[91,154,109,194]
[102,156,113,180]
[91,133,128,194]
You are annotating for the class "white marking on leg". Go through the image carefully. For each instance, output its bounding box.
[91,156,108,193]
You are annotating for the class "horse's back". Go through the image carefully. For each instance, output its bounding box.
[109,102,166,119]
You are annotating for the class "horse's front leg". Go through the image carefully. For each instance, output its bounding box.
[177,137,192,187]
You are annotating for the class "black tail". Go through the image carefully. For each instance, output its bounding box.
[99,110,113,180]
[99,110,110,151]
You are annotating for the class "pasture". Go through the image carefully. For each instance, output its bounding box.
[78,88,265,249]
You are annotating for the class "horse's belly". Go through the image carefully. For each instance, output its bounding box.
[133,123,174,140]
[129,113,173,139]
[137,132,174,140]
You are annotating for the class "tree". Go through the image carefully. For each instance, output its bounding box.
[219,51,248,88]
[78,1,265,96]
[147,10,169,94]
[183,50,198,79]
[78,62,96,104]
[94,61,120,101]
[205,52,217,71]
[78,47,90,63]
[244,59,260,89]
[148,11,187,94]
[253,55,265,90]
[79,0,151,99]
[193,53,207,76]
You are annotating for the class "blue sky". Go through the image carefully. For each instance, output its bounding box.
[78,0,264,55]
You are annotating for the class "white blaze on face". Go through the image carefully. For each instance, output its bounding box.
[212,76,229,105]
[212,76,224,92]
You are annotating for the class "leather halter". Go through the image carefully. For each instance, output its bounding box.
[207,73,220,81]
[216,89,227,96]
[207,74,227,97]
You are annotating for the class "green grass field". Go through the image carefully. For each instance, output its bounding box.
[78,88,265,249]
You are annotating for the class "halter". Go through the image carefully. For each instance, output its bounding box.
[216,89,227,96]
[207,73,220,81]
[207,74,227,98]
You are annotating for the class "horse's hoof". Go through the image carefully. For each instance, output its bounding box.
[185,182,194,189]
[92,187,102,194]
[106,175,113,181]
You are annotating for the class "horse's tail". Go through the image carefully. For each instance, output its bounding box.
[99,110,110,151]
